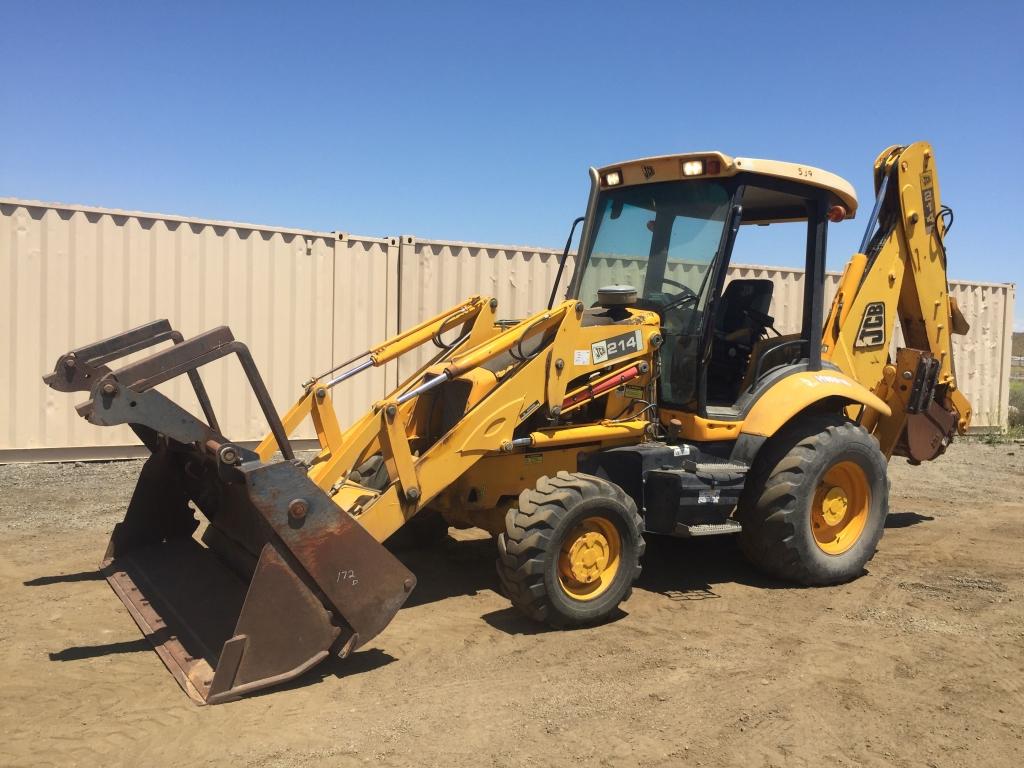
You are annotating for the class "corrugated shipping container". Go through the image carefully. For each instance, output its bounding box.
[946,280,1016,429]
[0,198,1014,460]
[0,200,390,460]
[333,234,400,410]
[395,236,570,379]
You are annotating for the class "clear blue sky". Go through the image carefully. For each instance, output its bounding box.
[2,1,1021,327]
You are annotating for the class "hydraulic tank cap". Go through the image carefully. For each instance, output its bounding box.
[597,285,638,309]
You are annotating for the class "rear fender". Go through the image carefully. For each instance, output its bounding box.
[740,370,891,439]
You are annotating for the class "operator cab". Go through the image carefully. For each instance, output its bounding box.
[568,151,858,422]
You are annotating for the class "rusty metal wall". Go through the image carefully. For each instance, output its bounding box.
[0,199,391,461]
[0,198,1014,460]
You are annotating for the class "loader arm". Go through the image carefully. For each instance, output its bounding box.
[822,142,972,460]
[38,290,660,705]
[267,297,661,543]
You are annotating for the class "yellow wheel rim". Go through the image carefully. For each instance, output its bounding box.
[557,516,621,601]
[811,461,870,555]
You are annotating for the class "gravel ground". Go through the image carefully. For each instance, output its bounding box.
[0,440,1021,768]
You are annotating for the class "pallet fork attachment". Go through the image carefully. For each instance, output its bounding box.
[43,321,415,704]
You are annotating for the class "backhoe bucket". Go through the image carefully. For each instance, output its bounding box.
[44,321,416,704]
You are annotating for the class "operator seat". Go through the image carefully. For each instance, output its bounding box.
[706,279,775,404]
[717,280,774,337]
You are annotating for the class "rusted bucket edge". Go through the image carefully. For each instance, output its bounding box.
[104,562,212,705]
[205,649,332,705]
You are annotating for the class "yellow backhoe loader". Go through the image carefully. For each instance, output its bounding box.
[45,141,971,704]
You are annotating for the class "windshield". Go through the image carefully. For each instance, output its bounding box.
[576,180,733,407]
[577,180,732,317]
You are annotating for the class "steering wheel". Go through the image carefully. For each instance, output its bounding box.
[659,278,699,312]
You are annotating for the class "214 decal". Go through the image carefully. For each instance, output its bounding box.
[591,329,643,364]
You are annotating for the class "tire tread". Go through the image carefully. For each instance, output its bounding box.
[737,413,888,585]
[497,471,644,627]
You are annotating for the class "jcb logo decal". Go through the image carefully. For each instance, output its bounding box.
[854,302,886,348]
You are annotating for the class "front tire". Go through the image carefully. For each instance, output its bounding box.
[497,472,645,628]
[737,413,889,585]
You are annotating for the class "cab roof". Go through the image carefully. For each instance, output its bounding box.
[596,151,858,222]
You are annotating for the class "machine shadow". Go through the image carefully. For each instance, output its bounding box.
[47,637,396,699]
[49,638,152,661]
[885,511,934,528]
[247,648,398,700]
[24,569,106,586]
[390,535,500,608]
[636,534,785,598]
[40,529,838,665]
[480,606,628,636]
[391,528,791,621]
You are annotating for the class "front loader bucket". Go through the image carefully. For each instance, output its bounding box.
[44,321,416,704]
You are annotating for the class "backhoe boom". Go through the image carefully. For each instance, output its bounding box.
[823,142,971,460]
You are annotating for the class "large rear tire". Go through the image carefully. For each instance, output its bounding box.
[737,413,888,585]
[497,472,645,628]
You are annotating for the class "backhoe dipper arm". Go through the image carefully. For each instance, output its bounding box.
[822,142,972,461]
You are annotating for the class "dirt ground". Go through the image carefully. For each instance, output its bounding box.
[0,441,1021,768]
